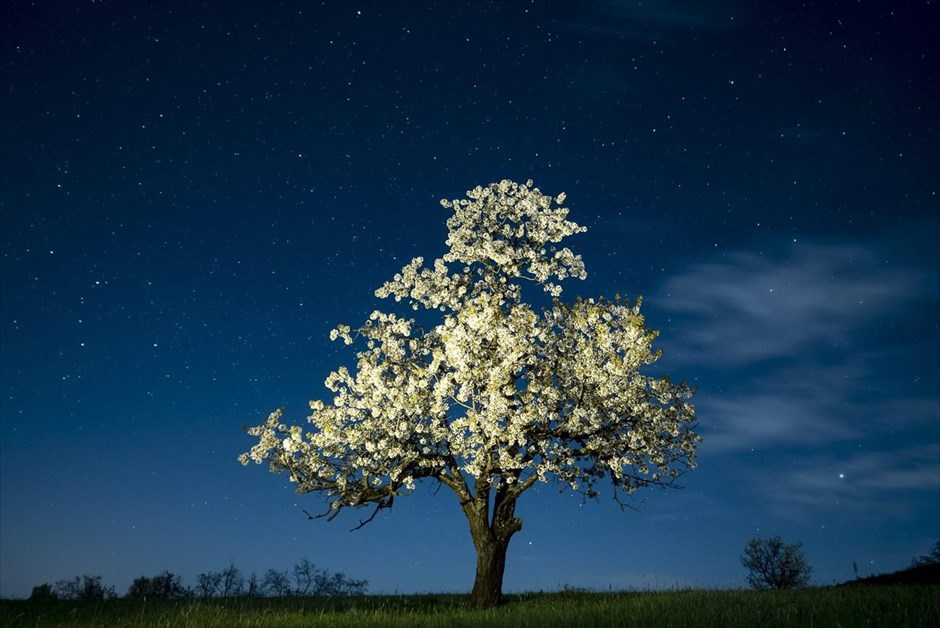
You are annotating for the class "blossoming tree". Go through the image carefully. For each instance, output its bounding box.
[240,179,700,608]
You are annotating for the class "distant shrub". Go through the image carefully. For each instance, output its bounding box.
[741,536,812,590]
[290,557,367,596]
[194,563,247,599]
[911,541,940,567]
[28,583,57,601]
[126,571,187,599]
[262,558,367,597]
[262,568,292,597]
[32,558,365,601]
[54,575,116,600]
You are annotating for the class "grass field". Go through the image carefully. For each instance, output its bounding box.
[2,585,938,627]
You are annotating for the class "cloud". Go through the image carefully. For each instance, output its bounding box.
[773,445,940,520]
[653,239,930,366]
[649,234,938,457]
[697,381,940,454]
[791,447,940,493]
[698,389,857,454]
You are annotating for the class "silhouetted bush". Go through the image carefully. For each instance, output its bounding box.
[126,571,187,599]
[911,541,940,567]
[28,583,57,601]
[262,568,292,596]
[30,558,366,601]
[194,570,222,599]
[195,562,244,598]
[290,557,367,596]
[741,536,812,590]
[54,575,116,600]
[245,572,261,597]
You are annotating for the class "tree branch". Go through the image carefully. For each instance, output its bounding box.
[350,495,393,531]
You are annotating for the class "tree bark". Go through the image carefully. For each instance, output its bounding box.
[464,484,522,608]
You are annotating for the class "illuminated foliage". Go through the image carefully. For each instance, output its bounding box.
[241,179,699,607]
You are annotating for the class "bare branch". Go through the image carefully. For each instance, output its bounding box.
[350,495,393,532]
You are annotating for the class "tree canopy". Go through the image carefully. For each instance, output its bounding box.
[241,179,700,606]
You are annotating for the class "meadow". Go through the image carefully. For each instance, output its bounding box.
[2,585,938,628]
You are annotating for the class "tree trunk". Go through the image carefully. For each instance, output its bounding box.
[464,486,522,608]
[469,527,511,608]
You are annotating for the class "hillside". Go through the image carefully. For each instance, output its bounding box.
[843,562,940,586]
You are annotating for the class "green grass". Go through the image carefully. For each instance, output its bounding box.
[2,586,938,627]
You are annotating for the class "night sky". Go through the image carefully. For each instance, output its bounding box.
[1,1,938,598]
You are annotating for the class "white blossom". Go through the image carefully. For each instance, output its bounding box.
[241,179,699,522]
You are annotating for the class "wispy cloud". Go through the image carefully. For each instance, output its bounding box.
[653,240,930,366]
[789,447,940,494]
[772,445,940,521]
[696,384,939,454]
[648,234,937,462]
[698,388,857,454]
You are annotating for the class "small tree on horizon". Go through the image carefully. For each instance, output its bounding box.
[262,568,292,597]
[911,541,940,567]
[246,572,261,597]
[29,583,57,601]
[126,571,186,600]
[741,536,812,590]
[241,179,700,608]
[194,571,222,599]
[292,557,325,596]
[219,563,245,598]
[54,575,116,600]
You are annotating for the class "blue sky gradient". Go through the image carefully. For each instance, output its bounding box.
[1,0,937,597]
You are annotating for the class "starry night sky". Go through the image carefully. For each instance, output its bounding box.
[1,1,938,598]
